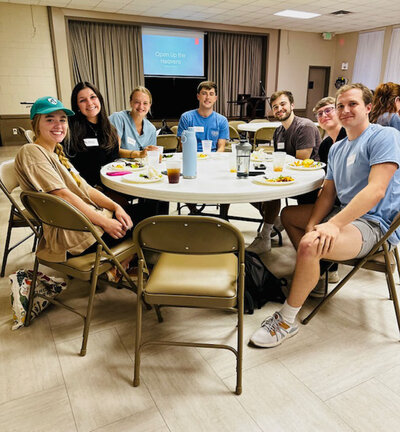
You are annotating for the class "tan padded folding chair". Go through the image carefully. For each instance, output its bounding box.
[24,129,35,143]
[302,212,400,337]
[133,215,245,395]
[0,160,39,277]
[253,126,275,148]
[156,134,178,153]
[229,124,240,140]
[228,120,246,131]
[170,125,178,135]
[20,191,137,356]
[249,119,268,123]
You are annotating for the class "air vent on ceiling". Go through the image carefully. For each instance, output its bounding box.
[331,10,352,16]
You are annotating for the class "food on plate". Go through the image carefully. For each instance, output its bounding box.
[263,175,294,183]
[162,154,174,159]
[111,160,144,170]
[139,166,162,180]
[125,161,144,169]
[290,159,323,168]
[197,153,208,159]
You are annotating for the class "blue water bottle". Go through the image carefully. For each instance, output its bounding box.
[181,127,197,179]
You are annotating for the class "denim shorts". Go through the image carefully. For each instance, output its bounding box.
[322,207,383,258]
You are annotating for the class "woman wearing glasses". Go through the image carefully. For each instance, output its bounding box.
[370,82,400,131]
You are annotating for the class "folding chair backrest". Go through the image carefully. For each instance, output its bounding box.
[21,191,97,234]
[254,127,275,142]
[156,134,178,151]
[0,159,19,194]
[229,125,240,140]
[24,130,35,143]
[134,215,244,256]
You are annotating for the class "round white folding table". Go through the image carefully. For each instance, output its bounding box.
[101,153,324,207]
[237,121,320,133]
[237,122,281,132]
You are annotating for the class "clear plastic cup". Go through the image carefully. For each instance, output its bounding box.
[166,159,181,184]
[273,151,286,172]
[147,150,159,167]
[156,145,164,162]
[202,140,212,154]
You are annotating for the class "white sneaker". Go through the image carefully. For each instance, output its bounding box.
[328,270,340,283]
[250,312,299,348]
[246,233,271,255]
[309,275,327,298]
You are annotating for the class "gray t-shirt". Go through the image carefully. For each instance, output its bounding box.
[273,115,321,160]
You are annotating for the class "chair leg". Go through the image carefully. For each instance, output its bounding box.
[154,305,163,323]
[1,212,13,277]
[25,257,39,327]
[384,246,400,337]
[31,229,38,252]
[236,263,245,395]
[394,246,400,283]
[134,259,144,387]
[80,249,102,356]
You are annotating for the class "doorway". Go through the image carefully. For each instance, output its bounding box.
[305,66,330,119]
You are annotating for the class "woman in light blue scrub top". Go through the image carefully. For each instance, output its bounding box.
[109,86,158,159]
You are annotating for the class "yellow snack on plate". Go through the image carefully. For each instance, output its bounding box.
[302,159,314,167]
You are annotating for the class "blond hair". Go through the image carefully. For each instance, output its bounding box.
[129,86,152,104]
[31,115,81,186]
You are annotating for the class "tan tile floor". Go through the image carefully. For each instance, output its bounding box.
[1,146,400,431]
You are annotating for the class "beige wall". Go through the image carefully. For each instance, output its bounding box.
[0,3,57,115]
[1,3,399,118]
[277,30,336,109]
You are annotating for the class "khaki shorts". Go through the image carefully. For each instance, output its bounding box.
[322,207,383,258]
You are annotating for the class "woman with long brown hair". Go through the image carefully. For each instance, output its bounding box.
[370,82,400,130]
[66,82,120,189]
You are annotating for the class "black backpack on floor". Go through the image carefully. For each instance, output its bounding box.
[242,251,287,314]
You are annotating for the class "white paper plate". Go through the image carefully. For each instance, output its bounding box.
[108,162,145,172]
[288,160,326,171]
[250,152,268,162]
[252,175,295,186]
[122,173,163,183]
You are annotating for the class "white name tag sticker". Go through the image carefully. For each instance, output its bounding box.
[277,141,285,150]
[83,138,99,147]
[127,137,136,146]
[193,126,204,133]
[347,153,356,166]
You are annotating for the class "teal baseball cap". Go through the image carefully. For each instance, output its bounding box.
[30,96,75,120]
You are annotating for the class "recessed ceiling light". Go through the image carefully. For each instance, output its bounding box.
[274,10,321,19]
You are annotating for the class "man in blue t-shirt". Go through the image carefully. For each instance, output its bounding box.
[249,83,400,349]
[177,81,229,152]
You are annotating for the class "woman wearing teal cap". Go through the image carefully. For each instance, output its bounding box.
[14,96,134,266]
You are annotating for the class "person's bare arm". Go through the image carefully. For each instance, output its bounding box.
[87,187,132,230]
[305,179,337,232]
[217,138,226,152]
[295,148,313,160]
[50,188,131,239]
[313,162,397,254]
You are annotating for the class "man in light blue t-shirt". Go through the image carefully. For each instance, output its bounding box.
[177,81,229,152]
[249,83,400,349]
